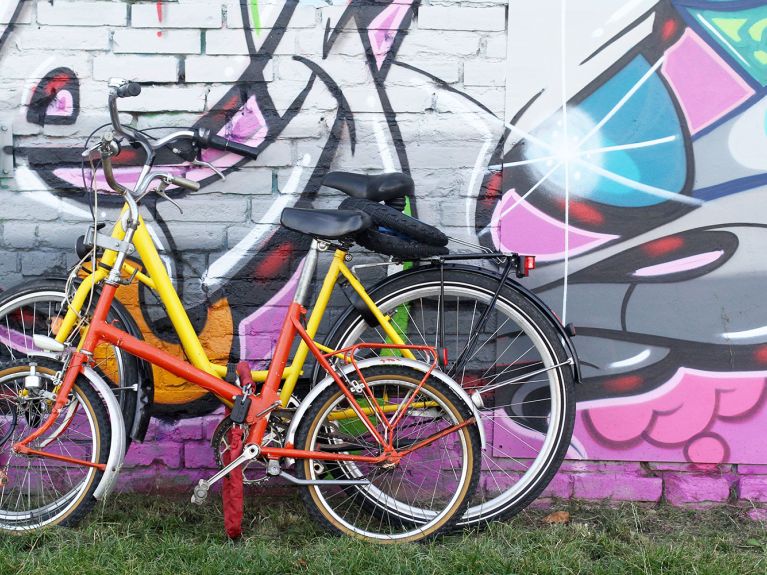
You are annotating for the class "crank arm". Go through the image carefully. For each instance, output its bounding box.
[191,444,260,504]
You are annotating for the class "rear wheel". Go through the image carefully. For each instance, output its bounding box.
[322,267,576,526]
[0,358,110,533]
[296,365,480,543]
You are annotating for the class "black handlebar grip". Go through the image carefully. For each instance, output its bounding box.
[194,128,259,160]
[116,82,142,98]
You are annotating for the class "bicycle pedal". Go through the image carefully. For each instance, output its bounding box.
[191,480,209,505]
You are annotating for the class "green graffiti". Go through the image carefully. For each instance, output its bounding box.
[690,6,767,86]
[712,16,746,41]
[250,0,261,35]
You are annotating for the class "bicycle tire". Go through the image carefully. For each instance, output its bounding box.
[0,358,110,533]
[339,197,448,247]
[0,279,142,444]
[356,227,449,259]
[320,267,576,526]
[295,364,481,543]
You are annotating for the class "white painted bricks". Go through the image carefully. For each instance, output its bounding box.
[418,7,506,32]
[93,55,179,83]
[132,4,223,29]
[113,30,201,55]
[37,1,127,26]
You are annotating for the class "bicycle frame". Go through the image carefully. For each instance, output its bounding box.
[11,205,474,470]
[55,207,417,407]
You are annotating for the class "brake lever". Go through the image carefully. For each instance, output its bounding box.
[155,180,184,214]
[192,157,226,181]
[82,131,121,159]
[81,142,103,159]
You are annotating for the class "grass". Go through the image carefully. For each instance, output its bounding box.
[1,494,766,575]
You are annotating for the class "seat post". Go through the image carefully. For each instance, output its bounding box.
[293,239,320,307]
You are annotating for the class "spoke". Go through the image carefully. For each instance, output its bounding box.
[479,329,526,379]
[465,317,511,365]
[461,299,479,384]
[480,361,570,394]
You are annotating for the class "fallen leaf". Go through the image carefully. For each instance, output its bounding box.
[544,511,570,524]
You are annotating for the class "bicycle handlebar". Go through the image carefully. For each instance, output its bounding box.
[194,128,259,160]
[98,79,259,205]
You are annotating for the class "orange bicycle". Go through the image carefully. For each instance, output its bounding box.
[0,80,482,542]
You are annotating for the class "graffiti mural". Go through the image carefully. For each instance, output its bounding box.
[482,0,767,465]
[1,0,767,476]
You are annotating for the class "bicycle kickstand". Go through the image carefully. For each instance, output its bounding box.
[191,444,260,505]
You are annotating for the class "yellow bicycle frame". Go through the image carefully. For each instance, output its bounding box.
[55,207,416,407]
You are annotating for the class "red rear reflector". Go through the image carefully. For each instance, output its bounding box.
[441,348,449,367]
[523,255,536,275]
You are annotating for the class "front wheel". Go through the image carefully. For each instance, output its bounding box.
[0,358,110,533]
[322,267,577,526]
[295,365,481,543]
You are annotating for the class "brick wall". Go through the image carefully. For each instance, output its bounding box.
[2,0,767,513]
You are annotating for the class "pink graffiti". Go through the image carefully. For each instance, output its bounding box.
[238,264,301,369]
[490,188,617,261]
[491,411,587,461]
[662,29,754,134]
[201,94,268,166]
[156,1,163,38]
[577,368,767,463]
[368,1,414,70]
[633,250,723,277]
[46,90,74,117]
[53,94,268,191]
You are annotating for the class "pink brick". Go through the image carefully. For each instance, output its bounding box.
[141,419,163,441]
[184,441,218,469]
[740,477,767,502]
[124,442,182,468]
[158,419,204,441]
[664,473,732,505]
[541,472,573,499]
[739,464,767,475]
[649,462,731,473]
[560,461,643,474]
[573,473,662,502]
[203,414,225,440]
[146,420,177,440]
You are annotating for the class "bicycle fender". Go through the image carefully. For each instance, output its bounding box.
[81,365,127,501]
[284,357,486,450]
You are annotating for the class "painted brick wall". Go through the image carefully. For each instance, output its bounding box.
[1,0,767,513]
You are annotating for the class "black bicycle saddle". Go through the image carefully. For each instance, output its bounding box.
[322,171,414,203]
[280,208,372,240]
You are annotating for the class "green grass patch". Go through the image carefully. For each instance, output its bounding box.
[1,495,766,575]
